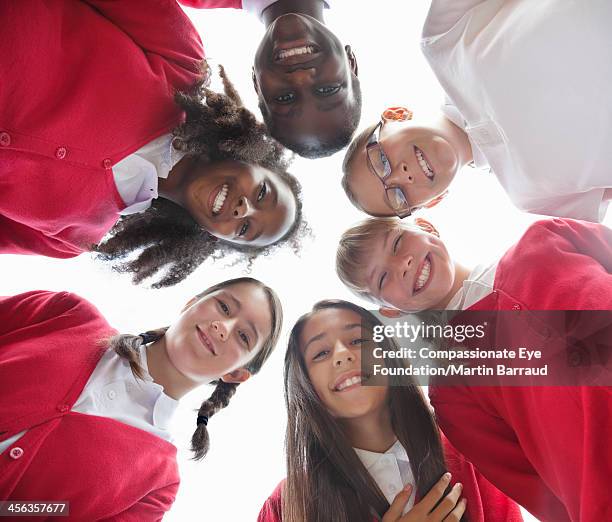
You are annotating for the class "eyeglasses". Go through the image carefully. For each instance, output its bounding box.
[365,120,413,218]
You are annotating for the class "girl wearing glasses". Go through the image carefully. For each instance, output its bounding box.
[343,0,612,226]
[342,107,471,219]
[257,300,522,522]
[0,1,303,287]
[336,216,612,521]
[0,278,282,520]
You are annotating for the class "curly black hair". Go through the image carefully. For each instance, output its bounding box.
[95,64,305,288]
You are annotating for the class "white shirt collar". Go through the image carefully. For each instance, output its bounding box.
[138,345,179,431]
[354,439,407,470]
[242,0,331,20]
[354,440,415,514]
[447,262,497,310]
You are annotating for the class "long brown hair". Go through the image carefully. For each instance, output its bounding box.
[107,277,283,460]
[283,300,451,522]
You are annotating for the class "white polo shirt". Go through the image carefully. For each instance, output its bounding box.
[421,0,612,222]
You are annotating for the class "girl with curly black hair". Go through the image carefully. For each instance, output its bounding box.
[0,1,303,287]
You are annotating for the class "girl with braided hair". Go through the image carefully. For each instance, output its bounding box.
[1,1,304,287]
[0,277,283,520]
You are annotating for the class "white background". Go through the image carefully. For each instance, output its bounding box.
[2,1,609,520]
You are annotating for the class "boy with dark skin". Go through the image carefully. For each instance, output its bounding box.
[252,0,362,158]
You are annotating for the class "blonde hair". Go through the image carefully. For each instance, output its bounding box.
[336,217,438,302]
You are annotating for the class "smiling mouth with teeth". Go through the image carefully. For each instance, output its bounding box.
[414,254,432,293]
[212,183,229,216]
[415,147,435,180]
[335,374,364,392]
[275,45,316,61]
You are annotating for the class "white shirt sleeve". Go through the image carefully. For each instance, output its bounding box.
[242,0,331,20]
[422,0,487,39]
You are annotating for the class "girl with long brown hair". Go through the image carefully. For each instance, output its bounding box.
[0,278,283,520]
[258,300,521,522]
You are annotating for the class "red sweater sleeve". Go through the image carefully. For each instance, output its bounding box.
[179,0,242,8]
[0,291,80,337]
[431,388,571,520]
[82,0,204,89]
[99,482,180,521]
[497,218,612,309]
[0,215,83,258]
[257,481,284,522]
[442,434,523,522]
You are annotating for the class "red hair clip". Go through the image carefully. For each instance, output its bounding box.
[381,106,413,122]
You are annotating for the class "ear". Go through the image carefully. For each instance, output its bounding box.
[379,307,403,318]
[381,106,413,123]
[414,218,440,238]
[220,368,252,384]
[423,190,448,209]
[345,45,358,76]
[251,67,260,96]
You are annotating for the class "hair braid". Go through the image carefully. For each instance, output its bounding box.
[191,381,239,460]
[107,328,168,379]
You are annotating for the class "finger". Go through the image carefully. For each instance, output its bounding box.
[382,484,413,522]
[429,482,463,521]
[443,498,467,522]
[413,473,452,514]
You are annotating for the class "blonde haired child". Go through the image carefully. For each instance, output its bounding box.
[336,217,612,521]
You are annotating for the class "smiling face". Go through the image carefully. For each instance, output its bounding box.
[163,282,273,383]
[253,13,359,155]
[359,223,455,312]
[183,160,297,247]
[299,307,387,420]
[345,120,459,216]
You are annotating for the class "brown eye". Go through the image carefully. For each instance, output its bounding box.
[238,221,249,237]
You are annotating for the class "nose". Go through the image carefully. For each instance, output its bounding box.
[387,162,413,185]
[232,197,255,219]
[211,319,237,341]
[332,340,355,367]
[391,253,414,280]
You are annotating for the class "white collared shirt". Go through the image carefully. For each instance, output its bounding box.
[72,344,178,442]
[1,345,178,454]
[446,262,497,311]
[242,0,331,20]
[354,440,416,515]
[421,0,612,222]
[112,133,186,215]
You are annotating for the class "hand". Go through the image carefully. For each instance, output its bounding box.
[381,473,467,522]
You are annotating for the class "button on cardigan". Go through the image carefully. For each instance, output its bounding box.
[0,0,206,257]
[0,291,180,521]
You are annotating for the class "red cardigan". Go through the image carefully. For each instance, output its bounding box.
[430,218,612,522]
[257,434,522,522]
[0,291,179,521]
[0,1,207,258]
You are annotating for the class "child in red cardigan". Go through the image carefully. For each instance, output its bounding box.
[0,1,303,287]
[0,278,283,520]
[337,217,612,521]
[258,300,522,522]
